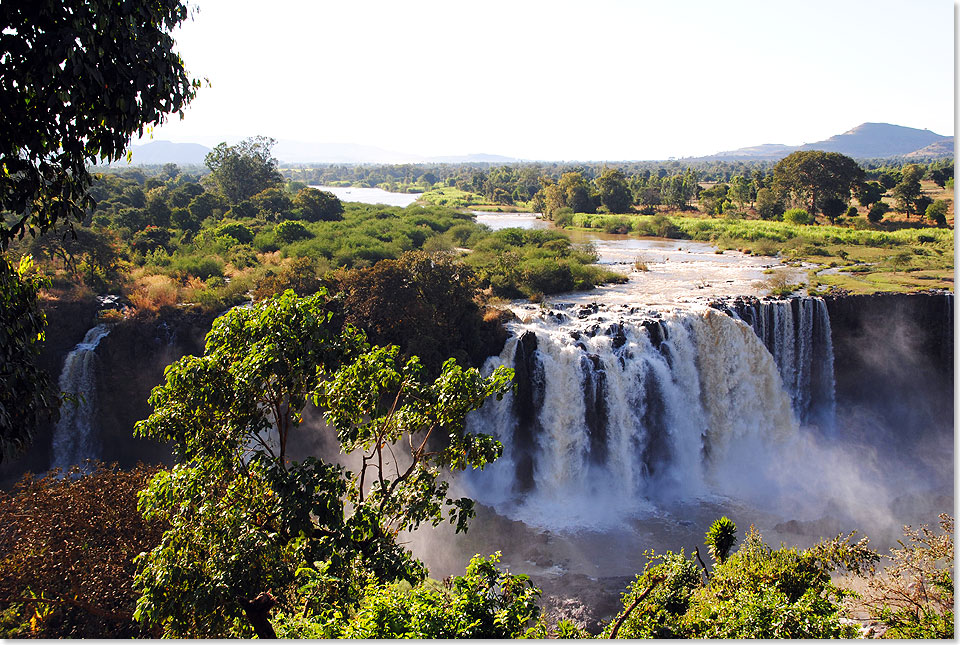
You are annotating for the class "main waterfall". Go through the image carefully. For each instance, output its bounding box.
[464,297,836,528]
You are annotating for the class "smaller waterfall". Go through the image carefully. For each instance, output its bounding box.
[723,297,836,430]
[50,324,112,470]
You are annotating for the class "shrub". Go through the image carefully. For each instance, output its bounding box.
[867,202,890,224]
[128,274,179,310]
[783,208,810,225]
[167,255,224,281]
[274,220,311,245]
[925,199,950,227]
[553,207,575,228]
[215,221,254,245]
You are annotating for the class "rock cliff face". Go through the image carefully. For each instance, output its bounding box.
[824,291,953,443]
[94,309,217,465]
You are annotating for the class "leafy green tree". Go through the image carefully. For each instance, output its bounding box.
[132,290,512,638]
[755,187,784,220]
[772,151,864,219]
[867,201,890,224]
[661,171,699,210]
[292,187,344,222]
[250,187,294,220]
[596,168,633,213]
[0,256,58,464]
[728,175,753,211]
[891,164,925,217]
[187,191,226,224]
[820,196,848,224]
[205,136,284,205]
[558,171,595,214]
[0,0,197,247]
[854,180,885,208]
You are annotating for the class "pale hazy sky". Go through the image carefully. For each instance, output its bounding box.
[138,0,955,160]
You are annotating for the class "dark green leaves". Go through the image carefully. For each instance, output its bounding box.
[0,0,197,248]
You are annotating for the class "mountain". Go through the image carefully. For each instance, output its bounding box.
[705,123,952,161]
[126,140,211,165]
[797,123,950,158]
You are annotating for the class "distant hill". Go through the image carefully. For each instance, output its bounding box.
[273,140,518,164]
[705,123,952,161]
[127,140,211,165]
[903,137,955,159]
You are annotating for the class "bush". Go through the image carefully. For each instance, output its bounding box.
[925,199,950,227]
[274,220,312,244]
[867,202,890,224]
[167,255,224,281]
[215,221,254,245]
[783,208,810,225]
[128,274,179,310]
[553,207,575,228]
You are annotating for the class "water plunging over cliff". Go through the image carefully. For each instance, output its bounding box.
[50,324,112,470]
[464,298,840,529]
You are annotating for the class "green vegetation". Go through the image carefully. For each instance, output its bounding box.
[131,291,513,637]
[462,227,627,301]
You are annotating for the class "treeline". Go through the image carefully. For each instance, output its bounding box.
[281,158,953,214]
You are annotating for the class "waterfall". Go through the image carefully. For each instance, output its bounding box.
[50,324,112,470]
[466,303,803,528]
[723,297,836,430]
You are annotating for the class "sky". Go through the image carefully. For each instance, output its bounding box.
[137,0,956,161]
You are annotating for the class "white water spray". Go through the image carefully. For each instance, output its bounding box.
[465,302,818,529]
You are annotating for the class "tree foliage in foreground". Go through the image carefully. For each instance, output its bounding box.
[0,256,58,464]
[273,552,543,638]
[857,514,954,638]
[132,290,513,638]
[603,522,879,639]
[0,0,198,248]
[0,463,164,638]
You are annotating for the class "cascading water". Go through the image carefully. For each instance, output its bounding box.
[50,324,112,470]
[721,297,836,430]
[465,301,811,528]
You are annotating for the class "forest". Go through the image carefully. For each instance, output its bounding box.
[0,0,954,639]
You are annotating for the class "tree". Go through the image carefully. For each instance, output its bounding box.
[772,151,864,219]
[558,171,595,214]
[596,168,633,213]
[292,187,344,222]
[132,290,512,638]
[854,181,885,208]
[0,0,198,248]
[892,165,925,217]
[755,187,784,220]
[250,187,294,220]
[205,136,284,205]
[728,175,753,211]
[0,256,59,464]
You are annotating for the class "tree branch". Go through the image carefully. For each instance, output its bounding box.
[609,575,664,639]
